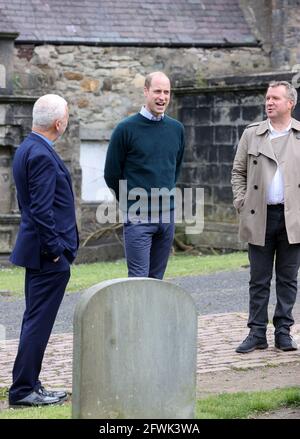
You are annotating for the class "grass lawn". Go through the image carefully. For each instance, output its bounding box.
[0,387,299,419]
[196,386,300,419]
[0,251,248,298]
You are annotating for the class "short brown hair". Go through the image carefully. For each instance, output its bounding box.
[144,72,170,89]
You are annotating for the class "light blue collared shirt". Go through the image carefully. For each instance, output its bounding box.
[267,120,291,205]
[140,106,164,121]
[32,131,54,148]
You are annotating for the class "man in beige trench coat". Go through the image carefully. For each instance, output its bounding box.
[232,80,300,353]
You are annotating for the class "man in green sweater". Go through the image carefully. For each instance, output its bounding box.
[104,71,185,279]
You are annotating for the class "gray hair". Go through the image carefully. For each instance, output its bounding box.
[32,94,68,129]
[268,81,298,110]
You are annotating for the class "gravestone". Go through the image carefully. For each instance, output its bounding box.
[72,278,197,419]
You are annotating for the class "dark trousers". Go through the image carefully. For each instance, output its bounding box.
[123,214,175,279]
[9,268,70,402]
[248,204,300,337]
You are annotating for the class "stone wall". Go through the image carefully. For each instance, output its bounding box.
[176,87,265,249]
[5,40,300,256]
[0,96,35,256]
[13,44,270,132]
[283,0,300,67]
[2,3,300,259]
[174,72,300,250]
[11,43,270,255]
[0,37,16,94]
[240,0,300,70]
[239,0,272,53]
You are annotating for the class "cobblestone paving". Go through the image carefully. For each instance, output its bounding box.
[0,312,299,392]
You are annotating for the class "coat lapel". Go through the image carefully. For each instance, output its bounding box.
[255,120,276,162]
[256,118,300,163]
[257,134,277,162]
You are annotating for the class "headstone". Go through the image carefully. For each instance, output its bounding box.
[72,278,197,419]
[0,323,5,342]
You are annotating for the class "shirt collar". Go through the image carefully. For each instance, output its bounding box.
[32,131,54,147]
[140,106,164,121]
[268,120,292,136]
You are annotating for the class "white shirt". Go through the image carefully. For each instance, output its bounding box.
[140,106,164,121]
[266,120,291,205]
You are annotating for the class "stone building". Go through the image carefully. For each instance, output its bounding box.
[0,0,300,262]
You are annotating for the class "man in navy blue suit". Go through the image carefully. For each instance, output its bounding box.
[8,94,79,407]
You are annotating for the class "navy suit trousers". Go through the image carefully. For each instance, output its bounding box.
[9,268,70,402]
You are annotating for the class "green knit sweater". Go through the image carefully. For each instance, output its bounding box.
[104,113,185,213]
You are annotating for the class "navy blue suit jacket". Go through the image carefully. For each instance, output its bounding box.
[10,133,79,271]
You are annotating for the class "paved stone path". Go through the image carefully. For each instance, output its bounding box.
[1,311,299,393]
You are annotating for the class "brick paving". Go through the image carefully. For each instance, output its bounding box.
[0,312,299,392]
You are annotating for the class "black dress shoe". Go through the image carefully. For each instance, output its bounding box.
[275,334,298,351]
[37,386,67,400]
[236,333,268,353]
[9,391,61,408]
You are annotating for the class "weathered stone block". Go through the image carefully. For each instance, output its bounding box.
[185,221,244,250]
[0,229,11,252]
[80,78,100,93]
[214,125,233,145]
[238,124,248,138]
[212,106,241,124]
[196,164,220,185]
[72,278,197,419]
[242,106,263,123]
[220,164,233,184]
[194,126,213,145]
[64,71,84,81]
[213,185,233,204]
[218,145,236,164]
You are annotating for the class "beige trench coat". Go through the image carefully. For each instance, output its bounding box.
[231,118,300,246]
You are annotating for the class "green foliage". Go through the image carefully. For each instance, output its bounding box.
[196,387,300,419]
[0,387,8,400]
[0,387,299,419]
[0,402,71,419]
[12,73,22,91]
[0,252,248,298]
[0,266,25,296]
[195,72,208,88]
